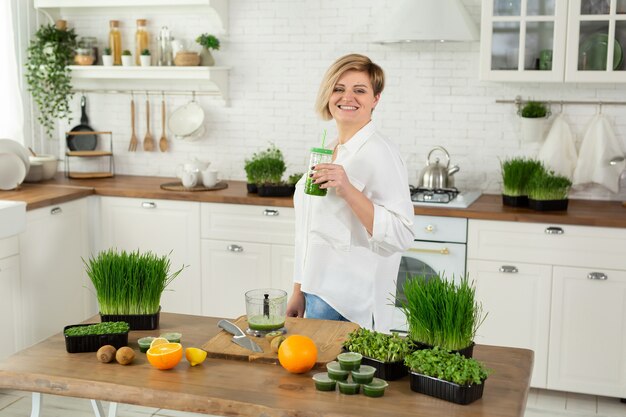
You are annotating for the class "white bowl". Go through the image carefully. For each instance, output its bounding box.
[24,161,44,183]
[0,153,26,190]
[29,155,58,180]
[168,101,204,137]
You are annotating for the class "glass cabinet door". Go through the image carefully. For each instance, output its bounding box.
[481,0,568,81]
[566,0,626,81]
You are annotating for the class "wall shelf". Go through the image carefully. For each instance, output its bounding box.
[69,66,231,102]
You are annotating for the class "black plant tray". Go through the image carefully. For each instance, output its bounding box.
[528,198,568,211]
[412,341,475,359]
[409,372,486,405]
[100,307,160,330]
[246,183,258,194]
[257,184,295,197]
[361,356,408,381]
[502,194,528,207]
[64,323,129,353]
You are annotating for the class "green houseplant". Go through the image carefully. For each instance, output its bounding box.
[527,168,572,211]
[25,21,78,139]
[121,49,133,66]
[398,274,486,357]
[84,249,185,329]
[140,48,151,67]
[519,100,549,142]
[404,347,491,404]
[196,33,220,66]
[244,144,293,196]
[500,157,543,207]
[343,328,413,380]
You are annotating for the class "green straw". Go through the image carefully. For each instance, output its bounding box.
[321,129,327,148]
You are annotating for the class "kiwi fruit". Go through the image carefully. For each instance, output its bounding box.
[96,345,117,363]
[115,346,135,365]
[270,335,286,353]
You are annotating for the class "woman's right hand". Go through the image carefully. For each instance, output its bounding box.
[286,283,305,317]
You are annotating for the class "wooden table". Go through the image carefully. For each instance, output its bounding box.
[0,313,533,417]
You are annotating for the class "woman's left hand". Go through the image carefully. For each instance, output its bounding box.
[312,163,354,197]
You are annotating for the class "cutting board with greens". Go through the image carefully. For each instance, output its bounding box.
[202,315,358,367]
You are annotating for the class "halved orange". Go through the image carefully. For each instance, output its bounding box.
[146,342,183,370]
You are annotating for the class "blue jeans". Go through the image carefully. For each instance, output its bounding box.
[304,293,349,322]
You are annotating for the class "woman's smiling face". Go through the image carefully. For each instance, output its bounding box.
[329,70,380,127]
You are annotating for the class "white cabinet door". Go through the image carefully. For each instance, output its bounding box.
[468,259,552,388]
[99,196,201,315]
[0,253,21,359]
[271,244,295,299]
[548,266,626,397]
[19,199,93,348]
[201,239,271,319]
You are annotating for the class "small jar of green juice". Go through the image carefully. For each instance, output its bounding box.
[304,147,333,196]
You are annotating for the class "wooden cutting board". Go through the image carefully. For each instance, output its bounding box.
[202,315,358,367]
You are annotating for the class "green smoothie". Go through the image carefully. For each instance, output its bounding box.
[248,315,285,331]
[304,176,327,196]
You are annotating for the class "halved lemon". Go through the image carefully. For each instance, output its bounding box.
[146,342,183,370]
[149,337,169,349]
[185,347,207,366]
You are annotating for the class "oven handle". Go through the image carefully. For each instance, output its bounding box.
[407,247,450,255]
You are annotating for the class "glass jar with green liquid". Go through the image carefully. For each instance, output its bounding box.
[304,147,333,196]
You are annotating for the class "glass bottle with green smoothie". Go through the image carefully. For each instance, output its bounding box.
[304,147,333,196]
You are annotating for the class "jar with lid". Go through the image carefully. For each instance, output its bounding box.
[135,19,149,65]
[304,148,333,196]
[109,20,122,65]
[77,36,97,65]
[157,26,173,66]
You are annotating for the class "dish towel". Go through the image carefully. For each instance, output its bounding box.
[572,114,625,193]
[537,114,578,179]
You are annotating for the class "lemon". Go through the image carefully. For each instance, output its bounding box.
[150,337,170,348]
[185,347,207,366]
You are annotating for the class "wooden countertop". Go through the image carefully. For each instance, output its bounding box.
[0,313,533,417]
[1,174,625,228]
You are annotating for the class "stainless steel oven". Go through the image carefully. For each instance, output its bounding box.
[390,215,468,332]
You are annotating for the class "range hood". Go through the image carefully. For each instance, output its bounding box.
[373,0,479,43]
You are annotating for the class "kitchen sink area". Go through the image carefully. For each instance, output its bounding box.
[0,200,26,240]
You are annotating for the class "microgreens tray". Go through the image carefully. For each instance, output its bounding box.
[63,323,129,353]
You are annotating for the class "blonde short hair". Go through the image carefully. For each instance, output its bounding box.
[315,54,385,121]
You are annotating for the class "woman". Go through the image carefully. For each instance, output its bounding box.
[286,53,415,332]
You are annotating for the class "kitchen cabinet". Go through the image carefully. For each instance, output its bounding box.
[0,237,21,360]
[480,0,626,82]
[467,219,626,397]
[99,196,202,315]
[19,199,94,348]
[200,203,295,319]
[548,266,626,398]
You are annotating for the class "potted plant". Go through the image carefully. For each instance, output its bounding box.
[519,100,549,142]
[527,168,572,211]
[63,321,129,353]
[244,144,293,197]
[342,328,413,380]
[84,249,185,330]
[500,157,543,207]
[140,49,151,67]
[121,49,133,66]
[25,20,77,140]
[404,347,491,405]
[102,47,114,66]
[398,274,486,358]
[196,33,220,66]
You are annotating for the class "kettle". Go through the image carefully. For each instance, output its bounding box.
[417,146,460,189]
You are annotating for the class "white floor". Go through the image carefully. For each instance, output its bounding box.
[0,388,625,417]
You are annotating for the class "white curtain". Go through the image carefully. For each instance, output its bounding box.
[0,0,24,143]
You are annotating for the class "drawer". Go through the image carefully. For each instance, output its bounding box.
[468,219,626,270]
[413,215,467,243]
[201,203,295,245]
[0,236,19,260]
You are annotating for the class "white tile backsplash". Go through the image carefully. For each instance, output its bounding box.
[36,0,626,200]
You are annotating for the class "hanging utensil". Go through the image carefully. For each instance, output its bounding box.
[128,93,138,152]
[143,95,154,152]
[159,93,168,152]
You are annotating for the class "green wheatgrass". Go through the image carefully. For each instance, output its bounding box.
[527,170,572,200]
[500,157,544,197]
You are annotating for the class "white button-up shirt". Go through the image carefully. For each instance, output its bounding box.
[293,121,415,332]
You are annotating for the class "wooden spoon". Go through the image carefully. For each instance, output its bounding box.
[159,98,168,152]
[143,98,154,152]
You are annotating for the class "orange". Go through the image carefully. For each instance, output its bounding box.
[278,335,318,374]
[146,342,183,370]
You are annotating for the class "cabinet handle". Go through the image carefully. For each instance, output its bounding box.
[407,247,449,255]
[263,209,279,216]
[545,227,564,235]
[499,265,519,273]
[50,207,62,215]
[587,272,608,280]
[424,224,435,232]
[227,244,243,252]
[142,202,157,209]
